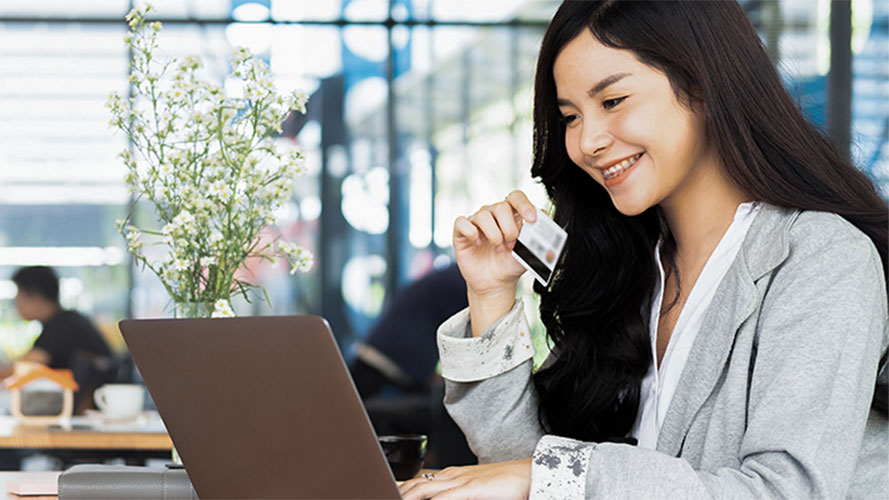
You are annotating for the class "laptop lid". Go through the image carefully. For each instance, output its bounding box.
[120,315,401,500]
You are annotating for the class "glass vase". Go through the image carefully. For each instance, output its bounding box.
[172,301,210,319]
[168,301,211,466]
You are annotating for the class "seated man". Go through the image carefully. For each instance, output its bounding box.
[2,266,112,387]
[350,263,467,398]
[349,263,476,468]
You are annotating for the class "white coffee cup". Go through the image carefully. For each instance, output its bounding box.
[94,384,145,418]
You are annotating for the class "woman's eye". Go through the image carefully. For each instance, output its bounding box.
[560,114,578,125]
[603,96,627,110]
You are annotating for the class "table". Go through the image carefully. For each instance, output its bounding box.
[0,412,171,451]
[0,412,172,467]
[0,471,60,500]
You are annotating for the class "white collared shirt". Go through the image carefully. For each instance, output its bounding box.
[632,201,761,449]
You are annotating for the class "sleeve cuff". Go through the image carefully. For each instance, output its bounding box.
[530,435,594,499]
[436,299,536,382]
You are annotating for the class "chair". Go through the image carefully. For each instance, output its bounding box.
[68,350,119,415]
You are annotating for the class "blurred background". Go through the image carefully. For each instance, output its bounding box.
[0,0,886,370]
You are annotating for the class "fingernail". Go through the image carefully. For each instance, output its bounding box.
[525,210,536,220]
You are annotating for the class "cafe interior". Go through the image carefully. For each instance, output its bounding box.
[0,0,885,497]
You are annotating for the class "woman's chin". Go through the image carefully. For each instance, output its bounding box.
[610,196,650,217]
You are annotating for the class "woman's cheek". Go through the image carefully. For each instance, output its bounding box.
[565,131,584,168]
[611,112,644,144]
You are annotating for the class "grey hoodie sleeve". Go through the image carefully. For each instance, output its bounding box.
[436,299,544,463]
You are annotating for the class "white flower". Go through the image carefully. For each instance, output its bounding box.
[172,209,195,227]
[207,180,230,198]
[272,177,293,197]
[182,55,201,71]
[124,226,143,251]
[124,172,138,193]
[279,242,313,274]
[278,241,298,257]
[193,198,212,214]
[285,150,306,176]
[291,89,308,114]
[295,248,314,272]
[173,257,190,271]
[208,230,224,249]
[211,299,235,318]
[200,256,217,267]
[232,47,252,66]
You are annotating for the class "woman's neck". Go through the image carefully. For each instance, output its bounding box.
[660,165,752,262]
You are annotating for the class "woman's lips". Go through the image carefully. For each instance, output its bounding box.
[602,152,643,187]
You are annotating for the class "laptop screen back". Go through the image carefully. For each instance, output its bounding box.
[120,315,400,500]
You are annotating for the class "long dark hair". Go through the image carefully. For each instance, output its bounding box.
[531,0,889,444]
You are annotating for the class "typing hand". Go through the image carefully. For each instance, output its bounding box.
[399,458,532,500]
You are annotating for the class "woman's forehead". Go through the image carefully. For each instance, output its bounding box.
[554,32,644,83]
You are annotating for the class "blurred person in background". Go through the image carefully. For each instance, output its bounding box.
[350,263,467,399]
[1,266,114,412]
[349,263,476,468]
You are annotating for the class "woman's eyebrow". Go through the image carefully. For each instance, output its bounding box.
[588,73,631,97]
[557,72,633,107]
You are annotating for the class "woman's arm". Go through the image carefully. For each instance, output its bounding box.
[431,190,545,462]
[437,300,545,463]
[399,302,543,500]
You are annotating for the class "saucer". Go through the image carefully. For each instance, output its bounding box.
[84,409,147,424]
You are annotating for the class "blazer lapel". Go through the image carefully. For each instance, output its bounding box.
[655,203,798,456]
[655,254,757,455]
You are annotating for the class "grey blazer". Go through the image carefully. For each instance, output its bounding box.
[437,204,888,499]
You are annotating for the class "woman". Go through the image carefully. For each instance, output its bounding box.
[400,1,887,499]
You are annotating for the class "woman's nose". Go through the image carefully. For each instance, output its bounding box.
[579,120,611,158]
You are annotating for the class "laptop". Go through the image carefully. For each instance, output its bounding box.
[119,315,402,499]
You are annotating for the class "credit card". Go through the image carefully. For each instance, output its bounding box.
[511,209,567,286]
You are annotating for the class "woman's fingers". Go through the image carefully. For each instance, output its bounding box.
[453,215,480,244]
[491,202,519,242]
[463,203,522,246]
[506,190,537,222]
[399,477,465,500]
[453,191,537,251]
[399,466,463,498]
[471,208,505,246]
[399,461,531,500]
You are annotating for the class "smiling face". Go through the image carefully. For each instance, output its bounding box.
[553,30,720,216]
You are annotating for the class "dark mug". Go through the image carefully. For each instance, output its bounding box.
[378,434,428,481]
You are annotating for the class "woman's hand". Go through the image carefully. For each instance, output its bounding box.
[454,190,537,296]
[399,458,532,500]
[453,191,538,336]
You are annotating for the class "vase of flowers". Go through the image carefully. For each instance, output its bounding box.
[108,3,313,319]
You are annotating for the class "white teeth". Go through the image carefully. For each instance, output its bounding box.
[603,153,642,180]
